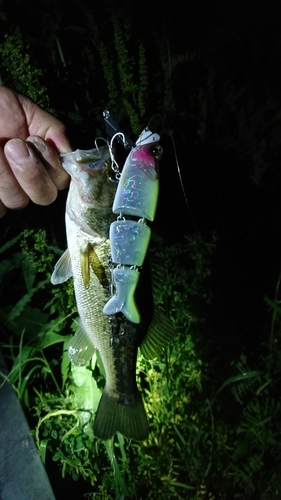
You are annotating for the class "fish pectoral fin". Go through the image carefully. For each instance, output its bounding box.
[51,249,73,284]
[94,389,149,441]
[68,320,96,366]
[140,306,174,359]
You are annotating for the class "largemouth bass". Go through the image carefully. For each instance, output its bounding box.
[51,139,172,441]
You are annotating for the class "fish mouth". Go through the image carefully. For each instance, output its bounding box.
[81,166,104,177]
[62,159,105,177]
[60,146,112,178]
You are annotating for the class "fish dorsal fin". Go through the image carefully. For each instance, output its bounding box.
[51,249,73,284]
[149,257,167,301]
[140,255,175,359]
[140,306,174,359]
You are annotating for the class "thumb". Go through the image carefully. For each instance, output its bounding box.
[45,128,73,154]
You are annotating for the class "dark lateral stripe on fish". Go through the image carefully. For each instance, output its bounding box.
[94,390,149,441]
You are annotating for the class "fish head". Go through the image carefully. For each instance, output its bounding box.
[61,144,118,237]
[61,145,118,209]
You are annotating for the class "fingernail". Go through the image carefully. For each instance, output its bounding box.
[27,136,47,156]
[5,139,31,163]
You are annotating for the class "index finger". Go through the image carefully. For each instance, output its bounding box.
[0,146,29,211]
[26,136,70,190]
[4,139,61,206]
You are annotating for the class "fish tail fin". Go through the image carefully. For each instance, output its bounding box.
[94,390,149,441]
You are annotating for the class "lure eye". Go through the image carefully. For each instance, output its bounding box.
[152,145,163,160]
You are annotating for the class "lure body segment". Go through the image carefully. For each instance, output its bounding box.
[103,131,162,323]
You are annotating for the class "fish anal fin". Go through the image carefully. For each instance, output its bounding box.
[51,249,73,284]
[94,390,149,441]
[68,321,96,366]
[140,306,174,359]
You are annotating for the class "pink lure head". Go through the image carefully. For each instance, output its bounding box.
[131,129,162,176]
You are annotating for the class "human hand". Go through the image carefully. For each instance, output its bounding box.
[0,86,72,217]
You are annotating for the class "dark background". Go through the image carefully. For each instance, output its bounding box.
[1,0,281,386]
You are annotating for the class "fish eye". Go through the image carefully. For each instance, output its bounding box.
[87,159,104,170]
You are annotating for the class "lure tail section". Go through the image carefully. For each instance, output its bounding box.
[94,389,149,441]
[102,267,141,323]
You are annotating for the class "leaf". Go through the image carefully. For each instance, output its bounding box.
[61,338,72,390]
[173,424,187,446]
[265,296,281,314]
[103,439,129,495]
[36,330,71,350]
[22,258,37,291]
[0,259,15,281]
[0,234,22,254]
[0,253,24,281]
[7,306,49,337]
[72,363,102,439]
[7,279,48,322]
[95,348,106,379]
[38,439,48,465]
[19,363,43,406]
[7,345,35,385]
[46,245,65,256]
[215,371,261,397]
[169,481,195,490]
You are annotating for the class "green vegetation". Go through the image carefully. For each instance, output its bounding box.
[1,229,281,499]
[1,230,215,499]
[0,31,51,110]
[97,14,149,133]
